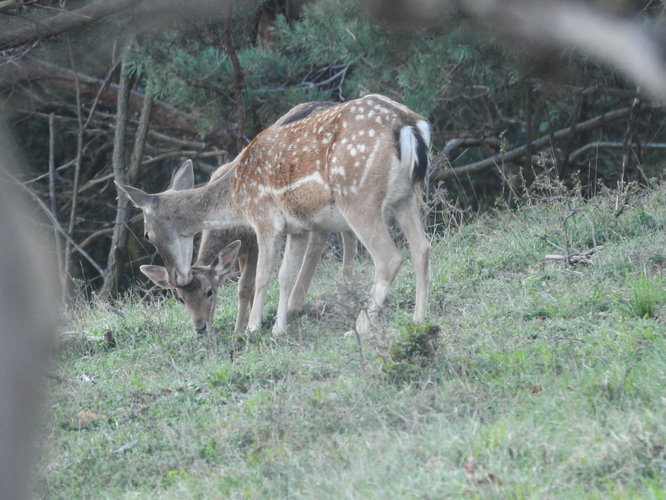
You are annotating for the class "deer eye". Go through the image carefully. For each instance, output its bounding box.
[206,289,214,298]
[144,232,150,241]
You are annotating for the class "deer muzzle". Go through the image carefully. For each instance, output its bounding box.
[171,268,193,287]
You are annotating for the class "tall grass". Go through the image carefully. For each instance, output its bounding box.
[37,182,666,499]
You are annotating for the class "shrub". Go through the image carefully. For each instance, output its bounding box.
[382,323,441,383]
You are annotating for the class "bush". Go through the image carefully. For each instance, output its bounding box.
[382,323,441,383]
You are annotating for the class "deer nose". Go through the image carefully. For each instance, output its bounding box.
[195,322,208,334]
[172,269,192,287]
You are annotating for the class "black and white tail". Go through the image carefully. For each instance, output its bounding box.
[396,120,431,183]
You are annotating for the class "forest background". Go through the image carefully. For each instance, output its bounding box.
[1,0,665,300]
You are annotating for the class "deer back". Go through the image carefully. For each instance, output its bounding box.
[231,94,429,234]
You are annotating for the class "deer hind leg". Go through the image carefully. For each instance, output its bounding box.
[341,230,357,282]
[287,231,328,318]
[247,231,282,333]
[235,245,257,333]
[343,211,403,334]
[392,195,430,323]
[273,233,310,336]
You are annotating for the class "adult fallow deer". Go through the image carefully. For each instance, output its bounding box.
[118,94,430,335]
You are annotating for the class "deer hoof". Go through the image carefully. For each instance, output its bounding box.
[355,309,372,335]
[271,323,286,336]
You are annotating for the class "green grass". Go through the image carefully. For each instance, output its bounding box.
[37,183,666,499]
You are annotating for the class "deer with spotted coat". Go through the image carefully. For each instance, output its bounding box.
[118,94,430,335]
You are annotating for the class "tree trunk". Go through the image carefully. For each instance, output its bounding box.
[100,49,132,300]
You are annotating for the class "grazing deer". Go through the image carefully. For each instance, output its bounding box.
[141,224,356,334]
[138,102,358,334]
[140,240,242,334]
[118,94,430,335]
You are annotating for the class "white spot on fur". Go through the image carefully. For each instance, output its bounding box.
[331,166,346,177]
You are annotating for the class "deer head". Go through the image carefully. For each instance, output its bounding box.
[115,159,240,287]
[140,240,241,333]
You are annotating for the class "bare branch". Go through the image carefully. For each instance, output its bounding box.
[0,56,232,144]
[3,170,104,277]
[432,103,665,182]
[569,141,666,162]
[0,0,145,51]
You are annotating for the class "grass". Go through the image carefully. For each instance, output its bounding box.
[37,182,666,499]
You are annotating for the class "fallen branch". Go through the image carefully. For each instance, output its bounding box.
[544,245,604,266]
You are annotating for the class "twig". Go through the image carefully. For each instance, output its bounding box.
[544,245,604,265]
[63,42,84,289]
[568,141,666,162]
[3,170,104,276]
[48,112,64,293]
[105,303,127,319]
[353,327,366,375]
[224,4,246,152]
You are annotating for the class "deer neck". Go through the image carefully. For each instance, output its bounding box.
[162,173,249,236]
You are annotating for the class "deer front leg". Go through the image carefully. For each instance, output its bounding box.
[341,230,357,282]
[273,233,310,335]
[247,232,281,333]
[287,231,328,318]
[234,247,257,333]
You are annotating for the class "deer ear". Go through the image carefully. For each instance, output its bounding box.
[140,265,174,289]
[214,240,241,273]
[170,160,194,191]
[115,182,156,212]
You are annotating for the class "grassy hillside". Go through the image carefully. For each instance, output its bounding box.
[38,182,666,499]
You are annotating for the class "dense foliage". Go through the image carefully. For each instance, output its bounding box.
[132,0,665,185]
